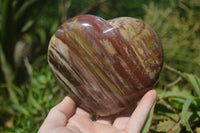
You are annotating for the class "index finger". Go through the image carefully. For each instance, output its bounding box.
[38,96,76,132]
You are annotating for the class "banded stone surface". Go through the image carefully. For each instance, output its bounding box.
[48,15,163,116]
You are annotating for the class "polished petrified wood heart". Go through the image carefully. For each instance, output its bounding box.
[48,15,163,116]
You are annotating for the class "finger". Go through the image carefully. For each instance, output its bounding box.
[75,107,92,118]
[96,115,115,125]
[67,108,94,133]
[124,90,157,133]
[67,107,92,127]
[113,103,136,130]
[113,117,129,130]
[38,96,76,132]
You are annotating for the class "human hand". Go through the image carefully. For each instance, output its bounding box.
[38,90,157,133]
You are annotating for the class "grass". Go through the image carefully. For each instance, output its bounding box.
[0,63,65,132]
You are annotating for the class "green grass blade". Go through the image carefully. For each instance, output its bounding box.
[14,0,47,33]
[12,104,29,115]
[0,45,14,84]
[183,73,200,97]
[142,103,156,133]
[0,45,20,105]
[14,0,39,23]
[181,96,195,133]
[7,87,20,105]
[1,0,16,66]
[160,92,188,99]
[28,89,43,111]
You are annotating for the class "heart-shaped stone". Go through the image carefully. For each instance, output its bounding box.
[48,15,163,116]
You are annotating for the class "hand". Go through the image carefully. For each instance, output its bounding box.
[38,90,157,133]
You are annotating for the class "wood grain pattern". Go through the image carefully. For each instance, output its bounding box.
[48,15,163,116]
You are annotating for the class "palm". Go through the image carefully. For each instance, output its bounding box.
[38,90,157,133]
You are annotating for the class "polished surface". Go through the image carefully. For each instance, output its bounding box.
[48,15,163,116]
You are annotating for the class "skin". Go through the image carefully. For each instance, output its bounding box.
[38,90,157,133]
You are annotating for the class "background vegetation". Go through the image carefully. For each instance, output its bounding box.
[0,0,199,132]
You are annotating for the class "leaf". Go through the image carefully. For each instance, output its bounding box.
[197,111,200,117]
[155,119,177,132]
[182,73,200,97]
[152,113,169,121]
[36,28,46,45]
[0,40,14,84]
[50,20,60,35]
[7,87,19,105]
[28,89,42,111]
[14,0,39,24]
[1,0,16,67]
[142,103,155,133]
[14,0,48,35]
[181,96,195,133]
[21,20,35,33]
[159,91,188,99]
[12,104,29,115]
